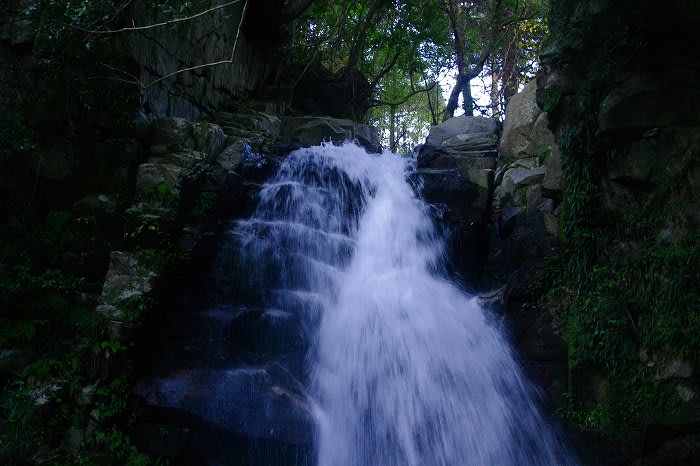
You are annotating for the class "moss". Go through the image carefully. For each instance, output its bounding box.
[539,1,700,446]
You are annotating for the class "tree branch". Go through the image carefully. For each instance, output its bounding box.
[66,0,243,34]
[368,82,437,108]
[369,49,402,89]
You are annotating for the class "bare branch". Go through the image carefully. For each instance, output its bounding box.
[67,1,243,34]
[92,0,250,90]
[368,82,437,108]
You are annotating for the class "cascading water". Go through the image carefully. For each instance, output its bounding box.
[233,142,578,465]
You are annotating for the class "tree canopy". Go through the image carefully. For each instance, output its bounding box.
[285,0,547,149]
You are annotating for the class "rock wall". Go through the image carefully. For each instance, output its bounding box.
[130,0,283,119]
[535,1,700,463]
[413,116,499,282]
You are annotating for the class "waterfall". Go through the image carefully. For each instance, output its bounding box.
[233,142,578,466]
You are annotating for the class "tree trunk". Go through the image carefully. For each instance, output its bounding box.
[490,67,501,119]
[462,79,473,116]
[501,32,520,108]
[389,105,396,152]
[443,76,463,122]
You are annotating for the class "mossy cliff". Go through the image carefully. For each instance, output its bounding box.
[535,0,700,463]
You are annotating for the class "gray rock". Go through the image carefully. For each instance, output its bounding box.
[134,364,313,445]
[676,385,695,402]
[500,81,541,161]
[215,141,247,172]
[425,116,498,147]
[99,251,158,314]
[210,111,282,139]
[542,145,563,198]
[152,118,195,151]
[493,167,546,205]
[192,122,227,161]
[281,116,380,152]
[135,163,186,198]
[658,360,693,380]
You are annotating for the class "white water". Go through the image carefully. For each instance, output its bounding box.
[237,143,578,466]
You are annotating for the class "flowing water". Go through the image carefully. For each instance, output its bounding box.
[234,143,578,466]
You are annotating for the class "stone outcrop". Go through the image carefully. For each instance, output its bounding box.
[280,116,381,153]
[412,116,499,280]
[479,80,567,409]
[535,1,700,463]
[92,107,377,462]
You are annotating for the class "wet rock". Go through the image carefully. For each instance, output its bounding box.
[134,364,313,445]
[411,168,491,220]
[237,144,282,183]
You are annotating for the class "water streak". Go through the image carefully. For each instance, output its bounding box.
[235,143,577,465]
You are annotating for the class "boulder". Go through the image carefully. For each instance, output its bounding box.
[192,122,227,161]
[208,111,281,140]
[280,116,380,152]
[411,168,493,221]
[418,116,499,168]
[152,118,195,151]
[541,145,563,199]
[500,81,542,161]
[99,251,159,318]
[425,116,499,147]
[134,364,313,445]
[493,167,545,206]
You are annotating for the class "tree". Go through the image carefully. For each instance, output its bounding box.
[438,0,544,121]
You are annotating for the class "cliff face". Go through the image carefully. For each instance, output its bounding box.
[130,0,284,119]
[535,0,700,463]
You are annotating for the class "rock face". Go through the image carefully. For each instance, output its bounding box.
[129,0,284,119]
[413,116,499,280]
[536,1,700,464]
[110,108,358,463]
[483,81,566,409]
[132,274,313,461]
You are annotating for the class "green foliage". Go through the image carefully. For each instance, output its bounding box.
[541,42,700,440]
[0,119,40,161]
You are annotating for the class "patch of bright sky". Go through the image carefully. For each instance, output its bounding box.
[437,68,493,118]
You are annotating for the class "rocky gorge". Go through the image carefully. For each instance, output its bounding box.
[1,0,699,464]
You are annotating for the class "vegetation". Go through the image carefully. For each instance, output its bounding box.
[2,0,696,462]
[537,0,700,449]
[286,0,547,148]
